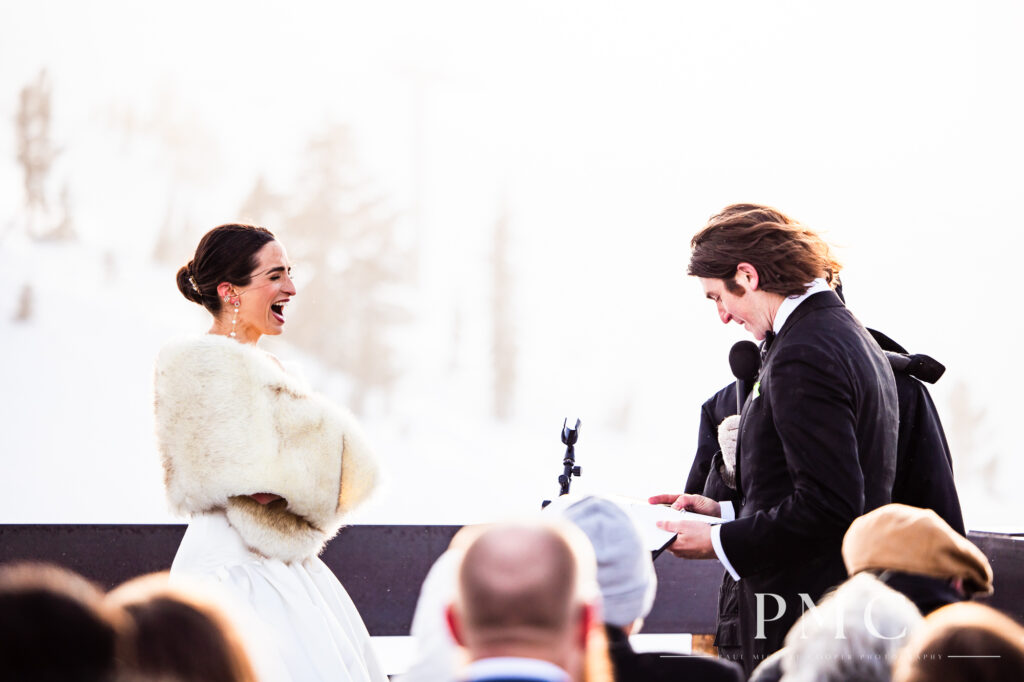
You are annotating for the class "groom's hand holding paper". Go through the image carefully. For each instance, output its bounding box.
[655,519,716,559]
[648,493,722,559]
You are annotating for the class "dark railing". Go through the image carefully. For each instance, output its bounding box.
[1,525,1021,634]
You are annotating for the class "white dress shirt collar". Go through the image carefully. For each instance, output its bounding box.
[772,277,833,334]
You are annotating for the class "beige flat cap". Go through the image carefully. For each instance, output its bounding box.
[842,504,993,596]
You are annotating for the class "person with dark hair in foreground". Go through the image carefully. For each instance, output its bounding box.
[0,562,122,682]
[892,602,1024,682]
[108,572,259,682]
[651,204,898,674]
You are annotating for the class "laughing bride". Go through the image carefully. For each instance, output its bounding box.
[154,223,386,682]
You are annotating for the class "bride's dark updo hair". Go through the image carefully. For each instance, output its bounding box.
[176,224,275,315]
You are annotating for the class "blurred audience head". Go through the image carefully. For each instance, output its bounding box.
[779,573,922,682]
[843,504,993,614]
[544,494,657,633]
[446,519,607,682]
[892,602,1024,682]
[108,572,257,682]
[0,562,122,682]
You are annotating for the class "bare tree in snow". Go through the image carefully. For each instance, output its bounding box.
[946,379,999,492]
[254,125,412,415]
[15,70,73,241]
[491,201,517,420]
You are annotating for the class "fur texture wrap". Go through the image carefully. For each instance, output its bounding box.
[154,335,377,562]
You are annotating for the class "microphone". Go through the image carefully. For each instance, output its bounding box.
[729,340,761,414]
[885,351,945,384]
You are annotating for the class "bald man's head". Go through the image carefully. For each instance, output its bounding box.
[450,521,595,654]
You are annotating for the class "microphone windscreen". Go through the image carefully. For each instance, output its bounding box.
[729,340,761,383]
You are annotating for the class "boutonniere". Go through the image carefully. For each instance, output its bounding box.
[752,381,761,399]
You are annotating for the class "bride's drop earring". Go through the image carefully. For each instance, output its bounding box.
[225,295,240,338]
[230,298,240,338]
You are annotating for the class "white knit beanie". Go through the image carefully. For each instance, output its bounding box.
[545,494,658,628]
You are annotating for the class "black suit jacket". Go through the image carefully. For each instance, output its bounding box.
[605,625,745,682]
[868,330,965,536]
[684,383,740,495]
[890,376,965,533]
[720,290,898,672]
[686,330,963,535]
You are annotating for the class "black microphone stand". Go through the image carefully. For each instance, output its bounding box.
[542,418,582,508]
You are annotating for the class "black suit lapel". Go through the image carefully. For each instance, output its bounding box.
[736,289,843,498]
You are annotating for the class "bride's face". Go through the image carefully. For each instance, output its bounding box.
[230,241,296,338]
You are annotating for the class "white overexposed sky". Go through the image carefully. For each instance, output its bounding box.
[1,1,1022,530]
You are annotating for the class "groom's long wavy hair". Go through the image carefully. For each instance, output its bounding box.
[688,203,841,298]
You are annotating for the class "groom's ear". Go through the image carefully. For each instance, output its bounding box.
[734,262,760,292]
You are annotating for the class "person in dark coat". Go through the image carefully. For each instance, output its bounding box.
[683,385,745,665]
[866,328,965,536]
[604,626,744,682]
[651,204,899,675]
[684,382,741,496]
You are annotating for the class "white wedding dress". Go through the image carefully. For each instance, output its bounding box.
[171,511,387,682]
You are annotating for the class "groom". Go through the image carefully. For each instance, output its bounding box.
[652,204,898,674]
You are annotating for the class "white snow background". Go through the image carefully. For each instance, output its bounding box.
[1,1,1022,532]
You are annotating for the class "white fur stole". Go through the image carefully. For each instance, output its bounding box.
[154,335,377,562]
